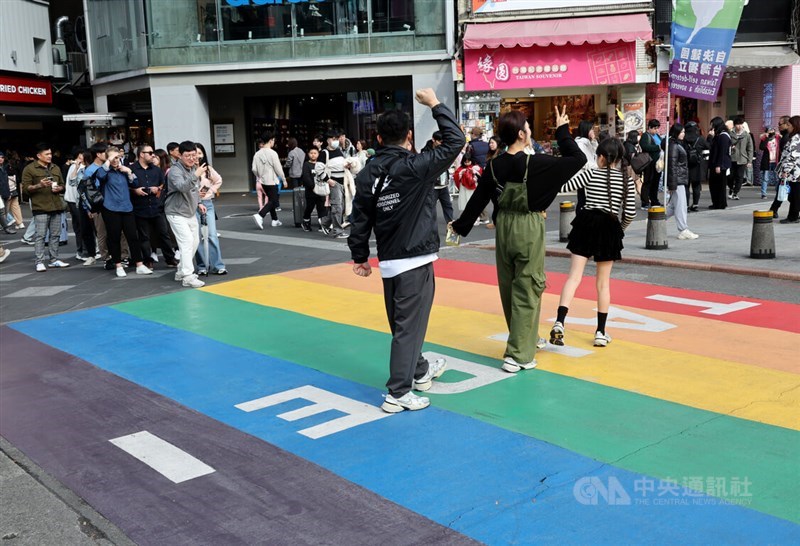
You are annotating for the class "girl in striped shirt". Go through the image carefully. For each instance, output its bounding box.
[550,138,637,348]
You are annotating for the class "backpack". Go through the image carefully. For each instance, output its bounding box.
[77,168,104,213]
[687,139,701,168]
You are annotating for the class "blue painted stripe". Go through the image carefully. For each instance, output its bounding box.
[11,309,800,544]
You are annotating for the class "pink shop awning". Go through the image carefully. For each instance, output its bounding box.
[463,13,652,49]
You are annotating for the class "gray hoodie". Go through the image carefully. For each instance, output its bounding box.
[165,161,200,217]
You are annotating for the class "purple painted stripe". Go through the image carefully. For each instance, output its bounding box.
[0,327,476,546]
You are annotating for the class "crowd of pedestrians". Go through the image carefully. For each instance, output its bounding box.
[0,139,226,288]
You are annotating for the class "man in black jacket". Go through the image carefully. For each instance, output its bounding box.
[348,88,465,413]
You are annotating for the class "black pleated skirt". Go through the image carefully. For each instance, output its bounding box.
[566,208,625,262]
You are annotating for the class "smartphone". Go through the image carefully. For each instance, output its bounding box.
[445,225,460,247]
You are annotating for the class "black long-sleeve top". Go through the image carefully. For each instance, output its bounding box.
[451,124,586,237]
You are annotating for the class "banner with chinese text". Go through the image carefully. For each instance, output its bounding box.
[669,0,745,101]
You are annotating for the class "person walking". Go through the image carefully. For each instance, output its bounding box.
[639,119,663,209]
[776,115,800,224]
[549,138,637,348]
[20,143,70,272]
[166,141,207,288]
[348,88,463,413]
[729,117,753,200]
[194,143,226,275]
[252,131,288,228]
[665,124,699,240]
[451,106,586,372]
[708,116,731,209]
[759,128,781,200]
[316,130,348,238]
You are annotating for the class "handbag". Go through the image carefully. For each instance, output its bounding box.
[313,150,332,196]
[630,145,652,175]
[777,182,789,202]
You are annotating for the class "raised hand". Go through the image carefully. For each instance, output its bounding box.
[554,104,569,128]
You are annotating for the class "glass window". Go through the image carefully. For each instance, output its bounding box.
[87,0,147,77]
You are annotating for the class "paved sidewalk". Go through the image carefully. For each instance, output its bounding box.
[472,200,799,281]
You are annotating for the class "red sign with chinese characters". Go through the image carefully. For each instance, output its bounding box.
[0,75,52,104]
[464,42,636,91]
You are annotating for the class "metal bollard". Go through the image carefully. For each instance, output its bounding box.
[750,210,776,259]
[645,206,668,249]
[559,201,575,242]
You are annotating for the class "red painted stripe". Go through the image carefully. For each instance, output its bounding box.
[430,259,800,334]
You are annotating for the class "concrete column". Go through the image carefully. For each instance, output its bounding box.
[151,84,211,151]
[412,67,456,152]
[93,94,109,114]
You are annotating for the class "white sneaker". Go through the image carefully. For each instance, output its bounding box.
[116,266,127,278]
[174,271,185,282]
[549,321,565,346]
[413,358,447,392]
[536,337,546,349]
[271,219,282,227]
[501,356,538,373]
[381,392,430,413]
[253,213,264,230]
[150,252,159,263]
[182,274,205,288]
[0,248,10,263]
[75,253,87,261]
[687,230,699,239]
[48,260,70,268]
[318,218,330,235]
[594,331,612,347]
[678,229,699,240]
[83,257,96,266]
[36,263,46,272]
[136,264,153,275]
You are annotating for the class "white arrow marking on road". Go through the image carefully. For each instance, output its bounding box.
[236,385,390,439]
[645,294,760,316]
[549,306,676,332]
[488,334,594,358]
[421,351,514,394]
[109,431,215,484]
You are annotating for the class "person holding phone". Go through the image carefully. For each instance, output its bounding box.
[166,141,207,288]
[194,143,226,275]
[20,143,71,272]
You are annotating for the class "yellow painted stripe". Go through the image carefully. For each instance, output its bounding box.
[204,275,800,431]
[282,264,800,375]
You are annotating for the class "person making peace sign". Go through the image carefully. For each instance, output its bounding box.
[450,105,586,373]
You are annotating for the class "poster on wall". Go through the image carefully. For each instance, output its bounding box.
[669,0,746,101]
[472,0,644,13]
[623,102,645,133]
[213,120,235,157]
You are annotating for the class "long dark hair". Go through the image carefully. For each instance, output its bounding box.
[669,123,685,141]
[487,135,504,160]
[788,115,800,137]
[597,138,628,218]
[710,116,727,139]
[577,120,594,140]
[625,130,639,145]
[154,149,169,174]
[195,142,210,169]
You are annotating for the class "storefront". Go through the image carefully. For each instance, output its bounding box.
[0,73,79,155]
[460,13,654,150]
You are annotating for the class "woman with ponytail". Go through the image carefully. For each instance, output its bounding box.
[549,138,638,348]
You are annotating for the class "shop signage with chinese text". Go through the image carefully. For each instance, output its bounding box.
[464,43,635,92]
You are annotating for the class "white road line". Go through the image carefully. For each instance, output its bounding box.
[6,285,74,297]
[109,431,215,484]
[218,230,353,252]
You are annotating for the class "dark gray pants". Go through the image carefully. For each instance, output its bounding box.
[382,262,434,397]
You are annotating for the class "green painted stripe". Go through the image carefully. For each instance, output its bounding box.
[114,291,800,523]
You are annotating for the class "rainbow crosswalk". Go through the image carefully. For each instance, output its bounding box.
[4,259,799,544]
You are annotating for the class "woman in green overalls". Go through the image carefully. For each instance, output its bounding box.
[450,106,586,372]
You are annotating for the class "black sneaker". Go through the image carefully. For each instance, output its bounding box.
[301,221,311,232]
[104,259,115,270]
[689,205,699,212]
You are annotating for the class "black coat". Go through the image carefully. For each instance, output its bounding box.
[760,135,780,171]
[667,141,689,190]
[348,104,465,263]
[0,165,9,200]
[684,133,709,183]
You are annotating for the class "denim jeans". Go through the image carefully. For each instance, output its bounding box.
[195,199,225,272]
[760,164,777,197]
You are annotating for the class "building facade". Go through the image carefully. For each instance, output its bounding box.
[84,0,457,192]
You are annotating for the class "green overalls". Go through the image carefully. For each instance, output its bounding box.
[491,160,546,364]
